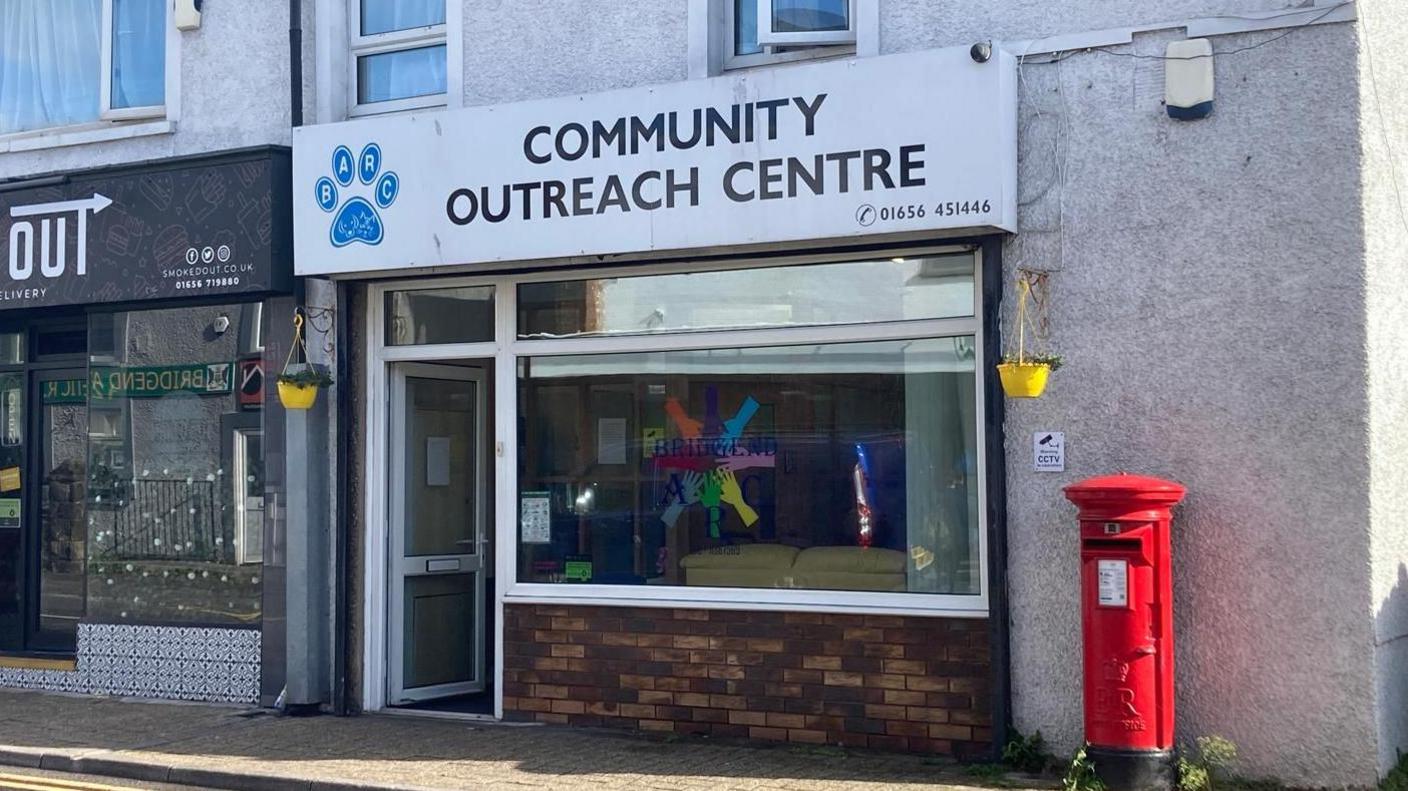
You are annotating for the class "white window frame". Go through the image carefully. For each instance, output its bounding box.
[360,244,989,715]
[0,0,176,146]
[347,0,449,118]
[98,0,168,122]
[692,0,875,76]
[755,0,857,47]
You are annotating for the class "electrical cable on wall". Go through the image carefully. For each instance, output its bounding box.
[1017,2,1353,66]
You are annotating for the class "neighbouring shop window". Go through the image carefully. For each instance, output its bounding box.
[84,304,264,626]
[516,336,981,595]
[518,254,973,339]
[0,0,166,136]
[387,286,494,345]
[352,0,447,111]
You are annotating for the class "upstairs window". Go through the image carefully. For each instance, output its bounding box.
[728,0,856,71]
[0,0,167,136]
[351,0,447,115]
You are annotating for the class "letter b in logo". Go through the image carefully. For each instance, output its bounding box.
[315,177,338,212]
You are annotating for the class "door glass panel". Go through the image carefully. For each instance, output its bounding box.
[39,382,88,647]
[404,377,476,557]
[403,573,476,689]
[0,373,23,649]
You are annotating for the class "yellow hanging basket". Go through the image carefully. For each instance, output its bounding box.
[277,380,320,410]
[1000,271,1060,399]
[997,362,1052,398]
[277,310,332,410]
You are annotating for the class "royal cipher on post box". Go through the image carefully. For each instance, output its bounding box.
[1063,473,1187,791]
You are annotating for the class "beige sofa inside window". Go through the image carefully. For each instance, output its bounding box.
[680,544,907,592]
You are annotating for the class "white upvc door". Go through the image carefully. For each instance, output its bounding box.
[387,362,488,704]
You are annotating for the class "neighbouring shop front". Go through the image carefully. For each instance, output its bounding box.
[295,46,1016,755]
[0,148,293,705]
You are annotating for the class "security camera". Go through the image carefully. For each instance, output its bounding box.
[213,315,230,335]
[970,41,993,63]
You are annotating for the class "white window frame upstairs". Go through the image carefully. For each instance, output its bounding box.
[98,0,168,122]
[0,0,178,147]
[693,0,876,76]
[347,0,450,117]
[755,0,857,46]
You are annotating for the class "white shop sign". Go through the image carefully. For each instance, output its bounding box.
[292,46,1017,276]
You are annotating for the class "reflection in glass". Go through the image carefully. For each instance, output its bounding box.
[0,333,23,365]
[39,386,88,647]
[772,0,849,32]
[735,0,762,55]
[361,0,445,36]
[86,304,264,626]
[110,0,165,109]
[518,254,975,338]
[357,45,447,104]
[386,286,494,346]
[0,373,23,649]
[517,337,980,595]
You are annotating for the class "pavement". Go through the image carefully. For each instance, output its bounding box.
[0,689,1048,791]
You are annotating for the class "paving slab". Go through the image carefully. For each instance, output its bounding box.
[0,689,1048,791]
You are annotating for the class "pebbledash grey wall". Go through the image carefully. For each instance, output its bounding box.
[1361,0,1408,779]
[301,0,1402,784]
[0,0,313,181]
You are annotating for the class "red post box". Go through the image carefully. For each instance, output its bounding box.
[1064,473,1186,791]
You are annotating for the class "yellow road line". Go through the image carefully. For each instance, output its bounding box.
[0,656,77,672]
[0,773,151,791]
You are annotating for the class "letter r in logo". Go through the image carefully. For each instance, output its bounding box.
[359,143,382,185]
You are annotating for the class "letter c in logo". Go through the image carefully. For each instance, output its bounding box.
[376,172,399,209]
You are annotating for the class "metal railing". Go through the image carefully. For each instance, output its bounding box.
[97,479,229,563]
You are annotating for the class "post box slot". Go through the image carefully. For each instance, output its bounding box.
[1081,537,1141,550]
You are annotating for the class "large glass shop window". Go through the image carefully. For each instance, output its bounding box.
[84,304,265,625]
[517,337,981,595]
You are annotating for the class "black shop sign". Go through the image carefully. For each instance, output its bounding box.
[0,148,292,310]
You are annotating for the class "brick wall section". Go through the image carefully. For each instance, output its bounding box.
[503,604,993,758]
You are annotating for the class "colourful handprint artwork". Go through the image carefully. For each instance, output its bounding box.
[655,387,773,540]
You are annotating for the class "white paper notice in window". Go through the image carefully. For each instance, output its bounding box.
[598,417,627,465]
[1097,559,1128,607]
[426,436,451,486]
[521,491,551,544]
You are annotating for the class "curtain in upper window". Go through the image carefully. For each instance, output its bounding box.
[360,0,444,36]
[111,0,165,109]
[0,0,103,134]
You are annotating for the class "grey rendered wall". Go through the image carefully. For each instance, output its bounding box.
[1005,25,1374,787]
[882,7,1380,787]
[0,1,300,180]
[462,0,688,105]
[1361,0,1408,778]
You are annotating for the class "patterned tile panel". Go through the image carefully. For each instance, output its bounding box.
[0,623,260,704]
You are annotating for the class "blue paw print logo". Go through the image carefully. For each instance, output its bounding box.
[315,143,399,247]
